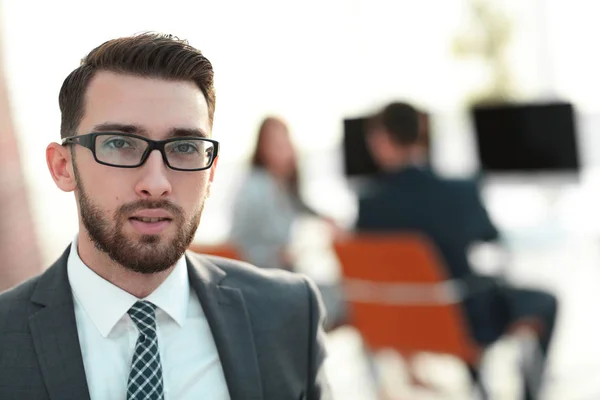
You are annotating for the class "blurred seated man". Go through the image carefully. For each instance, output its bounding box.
[356,102,558,400]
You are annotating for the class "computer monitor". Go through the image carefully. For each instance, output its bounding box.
[471,102,580,174]
[342,117,381,177]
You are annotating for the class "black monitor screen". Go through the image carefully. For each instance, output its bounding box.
[472,102,580,173]
[342,118,381,177]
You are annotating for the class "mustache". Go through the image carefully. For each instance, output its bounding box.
[116,199,184,219]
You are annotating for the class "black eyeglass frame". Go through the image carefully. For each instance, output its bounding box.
[62,132,219,171]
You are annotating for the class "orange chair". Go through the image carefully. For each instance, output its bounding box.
[333,233,484,393]
[188,242,243,261]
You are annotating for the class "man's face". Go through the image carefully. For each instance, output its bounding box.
[366,127,395,166]
[71,71,215,273]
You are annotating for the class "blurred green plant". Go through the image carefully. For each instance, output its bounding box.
[453,0,516,106]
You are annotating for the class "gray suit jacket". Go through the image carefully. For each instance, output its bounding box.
[0,246,330,400]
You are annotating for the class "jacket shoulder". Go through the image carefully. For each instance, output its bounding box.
[188,252,321,317]
[439,176,483,201]
[191,253,313,296]
[0,274,42,332]
[0,274,40,305]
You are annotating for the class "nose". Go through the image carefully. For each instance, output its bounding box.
[134,150,172,198]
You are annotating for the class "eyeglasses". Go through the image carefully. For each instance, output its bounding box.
[62,132,219,171]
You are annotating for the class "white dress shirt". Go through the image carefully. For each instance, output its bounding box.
[67,236,230,400]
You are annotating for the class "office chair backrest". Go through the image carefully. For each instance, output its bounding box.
[188,242,242,261]
[333,233,480,363]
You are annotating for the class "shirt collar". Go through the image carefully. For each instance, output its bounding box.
[67,234,190,338]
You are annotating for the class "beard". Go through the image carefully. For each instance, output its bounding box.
[74,166,203,274]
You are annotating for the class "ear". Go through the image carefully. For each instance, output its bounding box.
[46,142,77,192]
[366,130,382,155]
[206,156,219,198]
[209,156,219,182]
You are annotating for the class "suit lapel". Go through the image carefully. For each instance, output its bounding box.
[186,254,263,400]
[29,246,91,400]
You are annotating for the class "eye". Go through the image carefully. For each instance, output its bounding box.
[104,137,134,149]
[172,142,199,153]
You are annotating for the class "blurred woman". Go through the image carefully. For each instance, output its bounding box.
[230,116,348,330]
[229,116,322,270]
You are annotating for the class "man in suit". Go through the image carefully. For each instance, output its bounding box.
[356,102,558,400]
[0,33,329,400]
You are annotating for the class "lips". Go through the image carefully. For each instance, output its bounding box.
[127,208,175,235]
[129,208,173,221]
[128,215,173,235]
[130,216,171,223]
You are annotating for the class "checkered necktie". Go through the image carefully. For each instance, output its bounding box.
[127,301,164,400]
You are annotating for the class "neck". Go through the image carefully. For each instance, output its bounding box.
[263,169,293,190]
[268,168,289,182]
[76,230,174,298]
[381,145,426,172]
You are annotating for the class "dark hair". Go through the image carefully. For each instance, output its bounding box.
[59,32,215,138]
[370,102,420,145]
[250,117,300,195]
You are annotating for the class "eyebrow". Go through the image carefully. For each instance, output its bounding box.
[91,123,146,135]
[166,128,208,139]
[90,123,208,139]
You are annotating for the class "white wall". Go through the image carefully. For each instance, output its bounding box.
[1,0,599,264]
